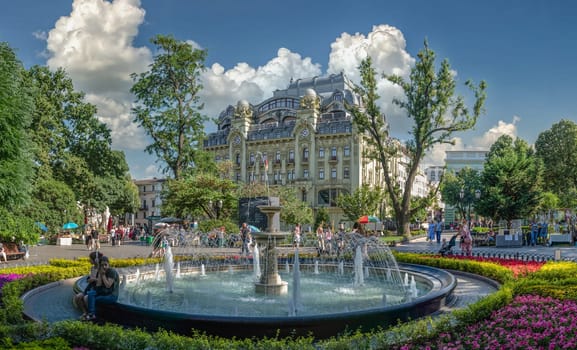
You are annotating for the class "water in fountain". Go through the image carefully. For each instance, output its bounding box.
[154,263,160,281]
[102,231,458,339]
[164,245,174,293]
[120,233,415,317]
[409,276,418,298]
[353,245,364,286]
[288,248,301,316]
[253,242,261,281]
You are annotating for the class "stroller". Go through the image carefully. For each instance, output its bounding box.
[439,234,458,257]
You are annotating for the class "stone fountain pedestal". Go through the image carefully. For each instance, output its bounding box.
[253,204,288,295]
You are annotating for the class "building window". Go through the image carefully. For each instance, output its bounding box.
[236,172,241,182]
[331,168,337,179]
[318,188,348,206]
[287,169,294,180]
[235,153,241,165]
[303,147,309,161]
[289,149,295,163]
[303,169,309,179]
[319,147,325,158]
[275,150,281,163]
[319,168,325,179]
[344,167,350,179]
[301,189,307,202]
[249,153,255,166]
[152,199,156,208]
[344,146,350,157]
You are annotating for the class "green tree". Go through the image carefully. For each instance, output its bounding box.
[130,34,208,180]
[277,187,313,229]
[534,119,577,207]
[476,135,543,227]
[336,184,384,223]
[26,66,134,219]
[162,172,238,222]
[0,42,34,210]
[347,41,486,237]
[440,167,482,221]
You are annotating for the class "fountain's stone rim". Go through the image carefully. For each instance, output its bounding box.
[251,231,291,238]
[79,262,458,339]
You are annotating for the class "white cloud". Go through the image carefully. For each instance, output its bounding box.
[45,0,151,152]
[200,48,322,127]
[327,24,415,136]
[422,116,520,167]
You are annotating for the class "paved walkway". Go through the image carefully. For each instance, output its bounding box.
[13,233,577,327]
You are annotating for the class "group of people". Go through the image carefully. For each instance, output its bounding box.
[73,251,120,321]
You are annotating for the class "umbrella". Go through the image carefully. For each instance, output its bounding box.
[358,215,380,224]
[62,222,79,230]
[159,217,183,224]
[35,222,48,232]
[248,225,261,233]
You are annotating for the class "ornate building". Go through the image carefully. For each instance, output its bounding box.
[204,73,425,227]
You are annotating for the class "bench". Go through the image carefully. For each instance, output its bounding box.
[1,242,26,260]
[548,233,572,246]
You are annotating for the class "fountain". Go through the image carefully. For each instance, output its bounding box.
[75,201,457,339]
[253,203,288,295]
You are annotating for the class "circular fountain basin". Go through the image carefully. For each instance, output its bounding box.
[76,262,456,339]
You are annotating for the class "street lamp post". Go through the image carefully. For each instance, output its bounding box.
[209,199,224,219]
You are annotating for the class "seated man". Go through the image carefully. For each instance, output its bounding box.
[74,251,103,317]
[83,256,119,321]
[0,243,6,262]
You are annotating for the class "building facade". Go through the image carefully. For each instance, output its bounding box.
[204,73,428,227]
[132,178,165,228]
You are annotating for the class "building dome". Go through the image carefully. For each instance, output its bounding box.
[304,88,317,97]
[237,100,250,108]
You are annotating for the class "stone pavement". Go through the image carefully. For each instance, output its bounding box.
[15,232,577,327]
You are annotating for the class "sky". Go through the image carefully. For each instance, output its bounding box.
[2,0,576,180]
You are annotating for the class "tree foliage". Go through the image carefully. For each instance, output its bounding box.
[346,41,486,236]
[534,119,577,207]
[0,42,34,210]
[162,172,238,223]
[276,187,313,228]
[336,184,384,223]
[130,34,208,180]
[476,135,543,227]
[440,167,482,221]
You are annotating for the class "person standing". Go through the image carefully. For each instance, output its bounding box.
[83,256,119,321]
[240,223,250,255]
[435,220,443,244]
[459,220,473,256]
[293,223,301,248]
[427,220,435,243]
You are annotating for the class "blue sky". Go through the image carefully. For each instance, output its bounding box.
[2,0,576,179]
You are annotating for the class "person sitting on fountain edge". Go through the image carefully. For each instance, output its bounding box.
[74,251,103,319]
[83,256,119,321]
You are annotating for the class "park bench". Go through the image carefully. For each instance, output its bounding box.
[2,242,26,260]
[548,233,572,246]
